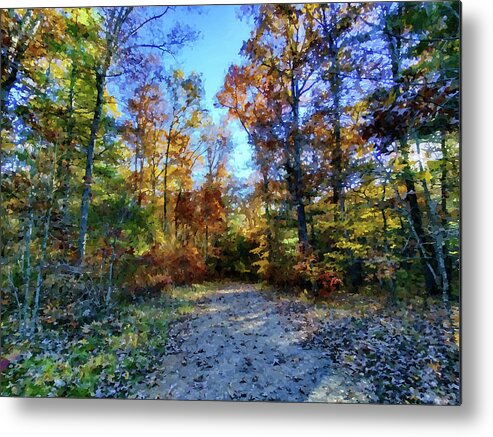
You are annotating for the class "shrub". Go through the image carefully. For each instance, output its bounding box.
[125,245,172,298]
[317,271,342,298]
[125,244,206,297]
[165,244,206,285]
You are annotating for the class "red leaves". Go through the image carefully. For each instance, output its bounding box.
[317,272,342,298]
[174,190,197,229]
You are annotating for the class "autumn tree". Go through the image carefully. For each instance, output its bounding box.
[239,4,324,251]
[160,70,203,235]
[76,6,196,261]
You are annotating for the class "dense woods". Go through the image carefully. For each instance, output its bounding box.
[1,3,459,401]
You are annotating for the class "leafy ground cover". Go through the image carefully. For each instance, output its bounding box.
[298,291,461,405]
[0,284,215,398]
[1,283,459,404]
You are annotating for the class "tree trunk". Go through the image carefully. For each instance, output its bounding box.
[22,190,34,336]
[415,138,449,305]
[174,188,181,240]
[58,60,77,234]
[105,239,117,306]
[328,38,344,214]
[138,155,144,206]
[401,141,438,296]
[7,267,23,327]
[163,128,173,234]
[133,144,139,201]
[32,204,52,331]
[390,180,440,291]
[77,66,106,262]
[440,135,453,287]
[383,5,438,296]
[32,146,57,331]
[319,7,344,215]
[382,207,397,306]
[290,80,309,251]
[261,168,273,261]
[204,223,209,262]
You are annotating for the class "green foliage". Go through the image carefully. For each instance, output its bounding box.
[1,295,183,398]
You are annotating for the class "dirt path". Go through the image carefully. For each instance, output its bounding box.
[138,283,369,402]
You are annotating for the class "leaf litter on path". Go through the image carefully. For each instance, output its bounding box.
[140,284,368,402]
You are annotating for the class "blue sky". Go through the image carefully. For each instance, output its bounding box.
[107,5,255,182]
[167,5,255,181]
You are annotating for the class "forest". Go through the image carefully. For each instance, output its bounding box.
[1,3,460,403]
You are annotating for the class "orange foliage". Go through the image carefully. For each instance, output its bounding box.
[128,246,173,297]
[126,244,206,295]
[165,245,207,285]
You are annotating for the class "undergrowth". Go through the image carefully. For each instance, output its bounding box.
[0,283,218,398]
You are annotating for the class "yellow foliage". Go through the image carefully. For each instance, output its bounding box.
[105,90,121,117]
